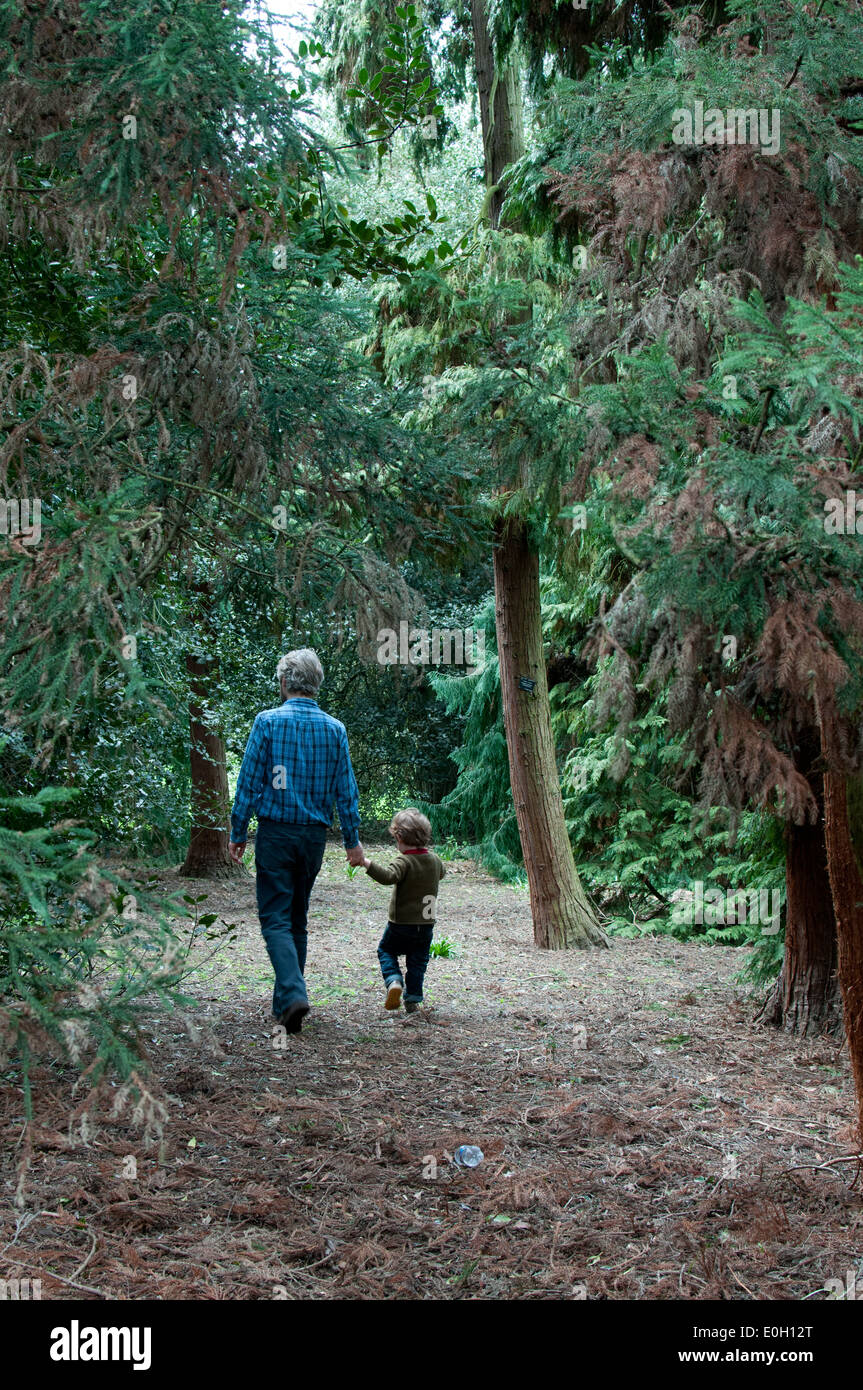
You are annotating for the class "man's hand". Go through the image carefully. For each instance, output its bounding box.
[229,840,247,865]
[346,842,365,868]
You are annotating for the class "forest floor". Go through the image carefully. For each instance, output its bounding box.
[2,845,862,1301]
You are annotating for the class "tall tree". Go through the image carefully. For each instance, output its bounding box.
[326,0,608,945]
[474,2,604,946]
[524,0,863,1012]
[824,770,863,1138]
[575,258,863,1119]
[368,229,611,946]
[758,741,840,1035]
[469,0,524,228]
[180,583,234,879]
[474,3,603,946]
[494,518,606,945]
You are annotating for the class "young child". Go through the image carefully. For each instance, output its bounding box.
[364,809,446,1013]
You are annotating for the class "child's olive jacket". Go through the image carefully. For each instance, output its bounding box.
[365,849,446,924]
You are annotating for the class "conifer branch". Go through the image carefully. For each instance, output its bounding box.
[750,388,776,453]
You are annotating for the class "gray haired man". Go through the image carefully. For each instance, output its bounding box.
[229,649,364,1033]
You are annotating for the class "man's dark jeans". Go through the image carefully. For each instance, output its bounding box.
[255,819,327,1018]
[377,921,434,1002]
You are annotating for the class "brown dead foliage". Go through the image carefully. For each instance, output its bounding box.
[0,848,861,1300]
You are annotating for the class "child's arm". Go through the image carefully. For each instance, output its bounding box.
[365,856,408,885]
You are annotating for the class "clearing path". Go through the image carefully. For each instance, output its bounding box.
[2,847,860,1300]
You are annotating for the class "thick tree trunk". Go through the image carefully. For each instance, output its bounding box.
[493,516,608,949]
[823,770,863,1142]
[472,4,599,948]
[470,0,524,229]
[758,788,841,1036]
[179,649,236,879]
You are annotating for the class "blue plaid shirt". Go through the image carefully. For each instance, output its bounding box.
[230,698,361,847]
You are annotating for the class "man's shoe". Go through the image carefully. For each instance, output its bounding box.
[280,1002,310,1033]
[404,1000,420,1014]
[384,979,403,1010]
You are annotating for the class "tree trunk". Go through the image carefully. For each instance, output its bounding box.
[758,788,841,1036]
[823,770,863,1142]
[473,5,601,948]
[493,516,608,949]
[179,648,236,879]
[470,0,524,229]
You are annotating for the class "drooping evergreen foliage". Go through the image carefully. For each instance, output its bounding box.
[365,0,863,969]
[583,265,863,827]
[0,0,470,1129]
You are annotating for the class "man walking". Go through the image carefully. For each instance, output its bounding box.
[229,648,364,1034]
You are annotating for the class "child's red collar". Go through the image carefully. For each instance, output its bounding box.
[402,847,429,854]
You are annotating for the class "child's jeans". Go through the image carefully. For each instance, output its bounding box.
[377,921,434,1001]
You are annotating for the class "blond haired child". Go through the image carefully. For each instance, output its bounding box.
[364,809,446,1012]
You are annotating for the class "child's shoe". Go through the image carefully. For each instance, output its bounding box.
[404,1000,420,1014]
[384,978,403,1010]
